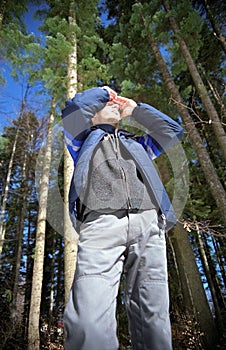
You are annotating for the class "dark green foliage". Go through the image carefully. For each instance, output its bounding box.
[0,0,28,28]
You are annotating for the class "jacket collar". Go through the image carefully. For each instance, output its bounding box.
[91,124,135,138]
[91,124,116,134]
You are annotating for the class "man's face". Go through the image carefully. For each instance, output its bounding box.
[92,101,121,126]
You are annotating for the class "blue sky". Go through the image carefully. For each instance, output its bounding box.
[0,3,113,135]
[0,3,110,135]
[0,5,43,134]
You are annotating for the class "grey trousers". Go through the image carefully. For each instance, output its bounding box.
[64,209,172,350]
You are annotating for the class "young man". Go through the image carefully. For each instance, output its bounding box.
[62,86,184,350]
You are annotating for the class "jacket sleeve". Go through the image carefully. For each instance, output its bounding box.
[132,103,184,159]
[61,87,110,162]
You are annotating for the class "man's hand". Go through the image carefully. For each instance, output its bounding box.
[101,86,118,101]
[101,87,137,118]
[114,96,137,118]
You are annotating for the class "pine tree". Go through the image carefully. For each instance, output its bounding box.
[162,0,226,161]
[194,0,226,53]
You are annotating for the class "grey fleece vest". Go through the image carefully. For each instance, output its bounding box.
[79,131,155,216]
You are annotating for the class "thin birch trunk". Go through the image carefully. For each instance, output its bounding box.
[0,127,19,256]
[49,235,56,316]
[55,236,64,308]
[23,207,33,340]
[64,0,78,303]
[143,23,226,225]
[28,99,55,350]
[162,0,226,161]
[0,87,29,256]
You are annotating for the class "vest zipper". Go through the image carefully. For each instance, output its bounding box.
[114,129,132,210]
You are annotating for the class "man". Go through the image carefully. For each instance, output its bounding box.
[62,86,184,350]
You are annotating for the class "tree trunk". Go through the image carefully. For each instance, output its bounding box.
[28,99,55,350]
[49,235,56,316]
[0,86,29,256]
[203,234,226,310]
[11,150,29,320]
[64,0,78,303]
[170,223,218,350]
[144,27,226,226]
[204,75,226,119]
[203,0,226,54]
[169,235,194,313]
[162,0,226,161]
[23,205,34,341]
[0,127,19,256]
[55,236,64,308]
[212,236,226,288]
[64,146,77,304]
[196,228,224,331]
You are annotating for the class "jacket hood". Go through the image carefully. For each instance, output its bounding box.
[61,87,111,149]
[63,87,110,119]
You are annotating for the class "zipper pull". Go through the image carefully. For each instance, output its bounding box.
[161,213,166,228]
[104,134,110,141]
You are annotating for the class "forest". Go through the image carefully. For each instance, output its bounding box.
[0,0,225,349]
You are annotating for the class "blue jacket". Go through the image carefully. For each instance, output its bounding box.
[62,87,184,231]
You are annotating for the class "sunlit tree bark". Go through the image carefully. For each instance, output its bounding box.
[0,127,19,256]
[64,0,78,304]
[28,99,55,350]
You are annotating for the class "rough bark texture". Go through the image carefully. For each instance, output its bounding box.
[147,31,226,226]
[170,223,218,350]
[162,0,226,161]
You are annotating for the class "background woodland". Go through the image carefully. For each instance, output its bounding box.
[0,0,225,349]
